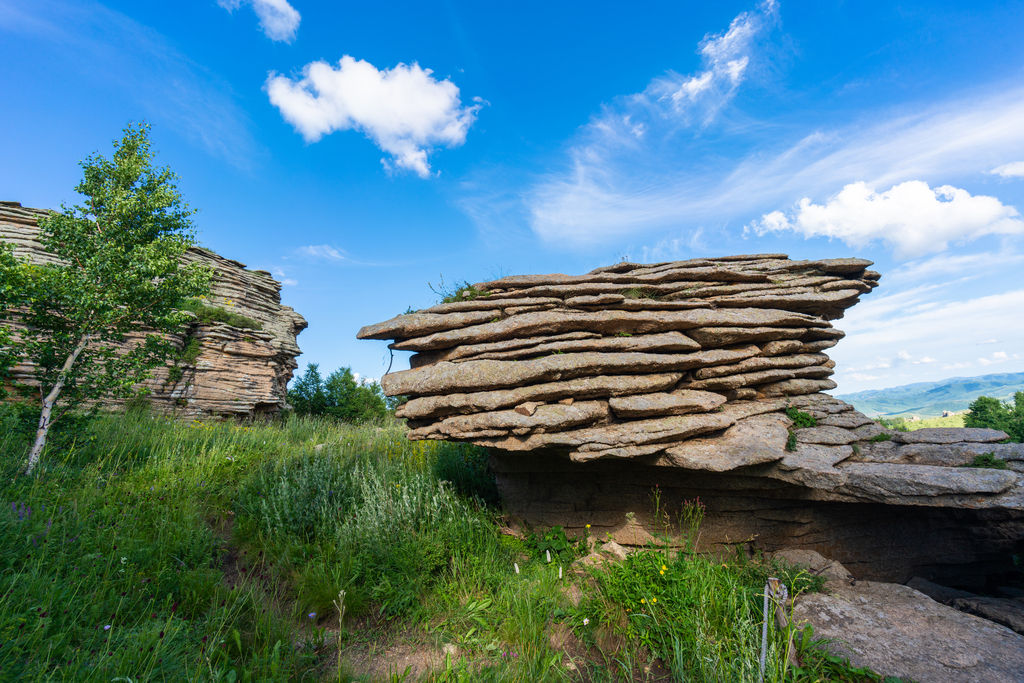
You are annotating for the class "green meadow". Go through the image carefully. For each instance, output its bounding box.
[0,408,902,682]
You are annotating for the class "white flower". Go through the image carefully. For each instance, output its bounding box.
[104,624,111,631]
[582,618,589,626]
[559,566,563,579]
[546,550,551,563]
[514,563,520,575]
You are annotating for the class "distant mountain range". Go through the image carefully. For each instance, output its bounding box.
[836,371,1024,417]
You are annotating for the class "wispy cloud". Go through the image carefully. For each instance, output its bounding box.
[296,245,349,262]
[271,267,297,286]
[0,0,262,169]
[218,0,300,43]
[978,350,1020,366]
[518,26,1024,250]
[267,56,484,177]
[523,0,780,245]
[992,161,1024,179]
[749,180,1024,259]
[888,251,1024,283]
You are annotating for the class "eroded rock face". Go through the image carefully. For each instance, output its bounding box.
[1,201,307,418]
[793,581,1024,683]
[360,254,1024,582]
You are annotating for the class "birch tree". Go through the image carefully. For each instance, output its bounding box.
[13,123,211,475]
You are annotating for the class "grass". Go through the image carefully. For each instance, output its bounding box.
[0,407,902,682]
[182,299,263,331]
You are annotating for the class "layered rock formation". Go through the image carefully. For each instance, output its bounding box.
[360,255,1024,584]
[1,201,307,418]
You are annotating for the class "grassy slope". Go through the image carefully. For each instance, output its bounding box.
[836,371,1024,417]
[0,410,900,683]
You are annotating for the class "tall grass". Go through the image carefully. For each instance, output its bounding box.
[0,407,897,682]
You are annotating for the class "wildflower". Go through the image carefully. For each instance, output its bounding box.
[308,612,316,619]
[546,550,551,563]
[514,563,520,575]
[660,570,665,575]
[661,565,667,571]
[559,566,563,579]
[582,618,589,626]
[104,625,111,631]
[640,599,645,604]
[652,598,657,603]
[585,524,591,529]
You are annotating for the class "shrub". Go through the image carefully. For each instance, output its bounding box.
[965,393,1024,442]
[287,362,389,422]
[181,298,262,330]
[959,453,1009,470]
[785,407,818,429]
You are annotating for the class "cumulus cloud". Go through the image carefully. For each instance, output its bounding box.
[749,180,1024,259]
[991,161,1024,178]
[218,0,300,43]
[266,56,483,178]
[978,351,1019,366]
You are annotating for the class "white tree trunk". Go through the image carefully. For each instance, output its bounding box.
[24,335,89,476]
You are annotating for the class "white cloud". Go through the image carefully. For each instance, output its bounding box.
[916,357,937,364]
[978,339,999,344]
[296,245,348,262]
[992,161,1024,179]
[518,69,1024,247]
[888,251,1024,283]
[266,56,483,178]
[218,0,300,43]
[847,373,884,382]
[978,351,1018,366]
[942,362,974,370]
[750,180,1024,259]
[271,267,297,286]
[524,0,779,245]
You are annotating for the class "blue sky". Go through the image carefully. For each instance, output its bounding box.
[2,0,1024,394]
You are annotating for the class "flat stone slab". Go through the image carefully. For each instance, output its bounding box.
[657,414,789,471]
[793,581,1024,683]
[893,428,1009,445]
[838,462,1018,499]
[954,597,1024,635]
[795,425,861,445]
[609,390,726,418]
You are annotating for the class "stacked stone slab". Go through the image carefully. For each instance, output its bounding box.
[360,255,1024,585]
[1,202,307,418]
[361,254,875,457]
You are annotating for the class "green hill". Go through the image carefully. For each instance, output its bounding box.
[836,371,1024,418]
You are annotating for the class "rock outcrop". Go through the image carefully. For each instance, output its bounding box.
[1,201,307,418]
[359,255,1024,584]
[794,579,1024,683]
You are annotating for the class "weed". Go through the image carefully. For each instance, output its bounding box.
[785,407,818,429]
[786,431,798,451]
[959,453,1009,470]
[182,299,263,330]
[869,433,893,442]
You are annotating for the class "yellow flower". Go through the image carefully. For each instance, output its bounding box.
[661,565,667,571]
[652,598,657,603]
[660,570,665,575]
[585,524,591,529]
[640,598,645,604]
